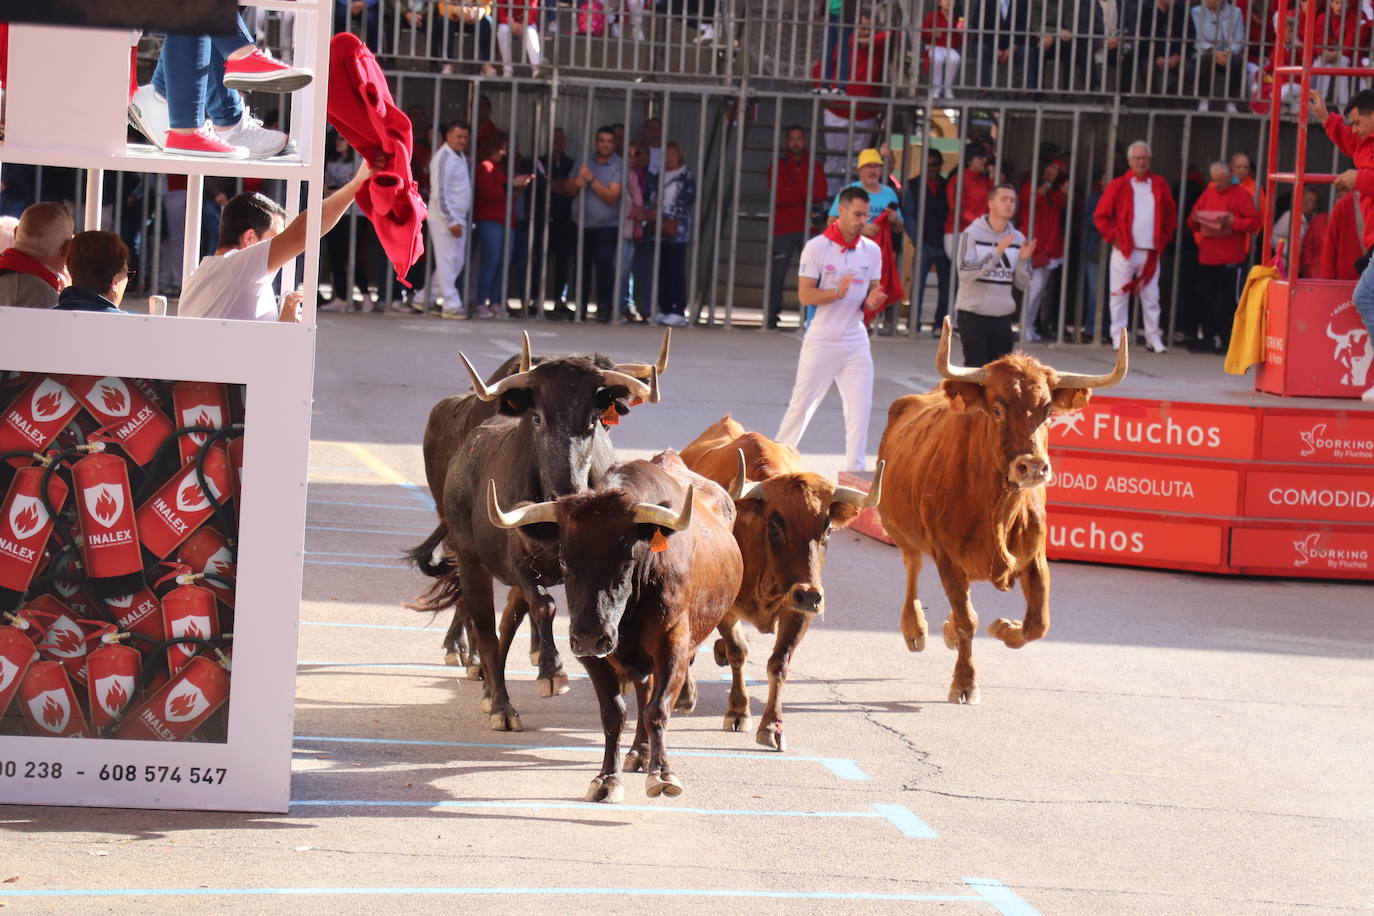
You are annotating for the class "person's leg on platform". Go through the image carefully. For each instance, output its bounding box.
[834,344,875,471]
[776,341,843,449]
[1351,256,1374,401]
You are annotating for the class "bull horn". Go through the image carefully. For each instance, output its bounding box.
[633,486,694,532]
[599,369,652,401]
[728,448,766,501]
[1053,330,1130,389]
[615,329,671,379]
[487,479,559,529]
[459,352,500,401]
[519,331,533,372]
[1327,324,1344,342]
[832,459,885,509]
[936,317,990,384]
[646,366,661,404]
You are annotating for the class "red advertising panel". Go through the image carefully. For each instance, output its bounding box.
[1045,507,1226,571]
[1230,525,1374,581]
[1256,280,1371,399]
[1047,451,1242,517]
[1244,468,1374,524]
[1259,410,1374,465]
[1048,397,1258,461]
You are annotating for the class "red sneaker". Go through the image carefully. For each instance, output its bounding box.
[222,49,313,93]
[165,128,249,159]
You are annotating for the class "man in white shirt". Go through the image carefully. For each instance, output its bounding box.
[179,163,371,321]
[776,186,887,471]
[427,121,473,319]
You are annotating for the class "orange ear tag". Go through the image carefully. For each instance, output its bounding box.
[600,404,621,426]
[650,530,669,552]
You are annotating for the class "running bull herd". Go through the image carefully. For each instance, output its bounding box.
[404,322,1129,803]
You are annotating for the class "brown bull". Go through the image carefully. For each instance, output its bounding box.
[679,416,881,750]
[876,319,1127,704]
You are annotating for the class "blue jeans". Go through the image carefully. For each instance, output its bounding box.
[914,243,950,332]
[820,10,852,88]
[475,220,509,306]
[154,15,253,130]
[1352,254,1374,346]
[978,40,1039,91]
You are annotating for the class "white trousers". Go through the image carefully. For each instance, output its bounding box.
[776,337,874,471]
[1108,247,1162,342]
[496,22,543,71]
[428,221,466,312]
[1024,261,1060,334]
[822,109,878,197]
[1313,55,1351,108]
[930,47,960,89]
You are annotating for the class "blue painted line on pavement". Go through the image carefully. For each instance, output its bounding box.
[873,802,939,838]
[293,734,869,782]
[305,559,406,570]
[310,498,432,512]
[306,551,411,559]
[296,658,740,685]
[963,878,1041,916]
[308,465,370,472]
[288,799,933,838]
[306,524,430,536]
[302,621,438,632]
[0,886,990,903]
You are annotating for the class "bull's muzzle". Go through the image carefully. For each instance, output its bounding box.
[571,630,617,658]
[791,585,824,614]
[1010,455,1053,488]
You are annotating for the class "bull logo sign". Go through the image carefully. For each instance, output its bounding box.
[163,681,210,723]
[93,377,132,419]
[1299,424,1326,458]
[1326,302,1372,388]
[27,687,70,733]
[7,494,47,540]
[1048,412,1085,437]
[84,483,124,528]
[1293,533,1322,567]
[30,378,75,423]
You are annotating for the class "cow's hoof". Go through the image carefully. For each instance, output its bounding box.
[465,664,483,681]
[645,772,683,798]
[489,710,522,731]
[942,617,958,649]
[904,632,926,652]
[443,650,460,667]
[623,748,647,772]
[585,775,624,804]
[948,684,980,705]
[713,637,729,667]
[673,693,696,715]
[722,712,752,733]
[755,725,785,752]
[989,618,1029,648]
[538,675,571,698]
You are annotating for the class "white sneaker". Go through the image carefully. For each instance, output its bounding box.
[1146,335,1167,354]
[633,25,646,41]
[216,111,288,159]
[1225,102,1238,113]
[695,24,715,43]
[129,84,170,149]
[1362,386,1374,404]
[1197,100,1210,111]
[659,312,688,327]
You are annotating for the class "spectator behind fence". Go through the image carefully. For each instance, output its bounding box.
[954,184,1035,366]
[623,140,656,322]
[653,142,696,327]
[1319,186,1362,281]
[827,147,903,323]
[920,0,962,99]
[1078,170,1107,343]
[1272,186,1326,280]
[495,1,543,76]
[768,124,827,329]
[817,0,857,95]
[944,144,992,255]
[1073,0,1128,93]
[1316,0,1358,109]
[1190,0,1246,112]
[1018,147,1069,342]
[572,125,624,323]
[474,128,534,318]
[1229,150,1264,253]
[821,11,893,195]
[54,232,130,314]
[0,202,72,308]
[425,3,496,77]
[973,0,1033,91]
[1136,0,1189,98]
[904,148,950,337]
[321,132,374,312]
[538,127,581,321]
[641,117,664,175]
[1310,88,1374,402]
[179,166,370,322]
[1186,161,1259,354]
[1093,140,1177,353]
[335,0,380,51]
[427,121,473,319]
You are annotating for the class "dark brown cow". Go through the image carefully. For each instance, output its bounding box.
[489,451,742,802]
[678,417,881,750]
[876,319,1127,704]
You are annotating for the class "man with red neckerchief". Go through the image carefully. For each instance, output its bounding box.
[776,185,886,472]
[1093,139,1178,353]
[0,203,72,309]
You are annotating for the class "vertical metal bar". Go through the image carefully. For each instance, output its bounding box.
[649,89,672,323]
[1166,113,1193,344]
[183,174,204,292]
[908,103,932,340]
[84,168,103,231]
[575,85,593,320]
[760,95,782,332]
[687,94,708,318]
[723,86,747,329]
[1057,109,1081,344]
[948,101,969,307]
[612,86,632,323]
[501,80,519,315]
[150,176,163,299]
[707,98,729,324]
[521,93,543,319]
[1022,110,1044,338]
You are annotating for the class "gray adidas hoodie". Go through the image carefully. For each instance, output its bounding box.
[954,214,1031,317]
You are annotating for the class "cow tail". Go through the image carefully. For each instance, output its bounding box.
[405,522,453,578]
[403,522,464,616]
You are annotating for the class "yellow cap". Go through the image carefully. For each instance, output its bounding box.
[857,148,883,168]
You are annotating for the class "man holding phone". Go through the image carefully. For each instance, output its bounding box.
[777,185,886,472]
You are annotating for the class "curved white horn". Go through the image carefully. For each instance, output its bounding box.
[487,479,559,529]
[936,317,990,384]
[459,352,499,401]
[615,329,671,379]
[1053,330,1130,389]
[519,331,533,372]
[633,486,694,532]
[599,369,652,401]
[832,459,884,509]
[728,448,766,501]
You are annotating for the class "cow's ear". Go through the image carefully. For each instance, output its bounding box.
[499,388,534,416]
[1050,388,1091,414]
[828,502,860,528]
[941,380,985,412]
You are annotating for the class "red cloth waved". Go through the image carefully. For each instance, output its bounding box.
[1186,183,1260,266]
[0,248,62,291]
[327,32,427,285]
[867,210,904,324]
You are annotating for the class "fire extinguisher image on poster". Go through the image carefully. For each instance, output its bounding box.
[0,369,245,744]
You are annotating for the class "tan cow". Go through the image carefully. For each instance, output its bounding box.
[679,416,881,750]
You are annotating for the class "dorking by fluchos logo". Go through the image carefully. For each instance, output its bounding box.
[1298,423,1374,460]
[1293,533,1369,570]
